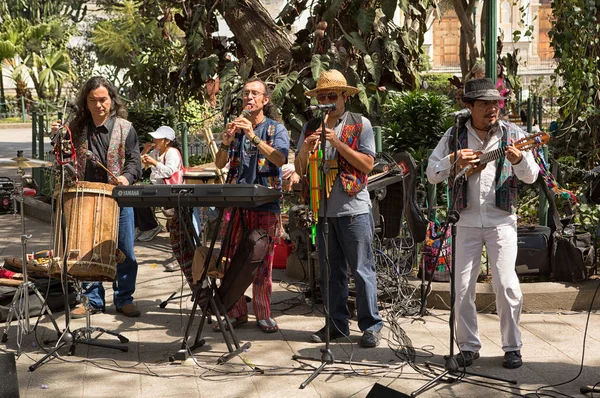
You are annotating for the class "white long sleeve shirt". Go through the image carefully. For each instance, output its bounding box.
[426,119,539,228]
[148,147,182,185]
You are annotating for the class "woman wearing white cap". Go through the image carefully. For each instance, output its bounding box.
[137,126,186,273]
[141,126,181,185]
[132,126,180,244]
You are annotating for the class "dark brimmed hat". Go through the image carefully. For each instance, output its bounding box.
[462,78,505,101]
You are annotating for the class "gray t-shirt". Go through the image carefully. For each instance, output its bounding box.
[296,112,375,218]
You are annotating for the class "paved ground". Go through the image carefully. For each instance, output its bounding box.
[2,126,600,397]
[1,214,600,398]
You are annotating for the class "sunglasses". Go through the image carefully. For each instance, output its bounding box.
[316,92,340,102]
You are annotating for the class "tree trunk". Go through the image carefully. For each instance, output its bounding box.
[451,0,479,79]
[459,27,468,78]
[221,0,294,73]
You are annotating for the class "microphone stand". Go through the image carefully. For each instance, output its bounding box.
[293,109,388,389]
[411,114,516,396]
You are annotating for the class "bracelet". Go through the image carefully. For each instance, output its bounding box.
[219,142,230,152]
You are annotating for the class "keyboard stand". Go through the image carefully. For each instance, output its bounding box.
[170,208,250,364]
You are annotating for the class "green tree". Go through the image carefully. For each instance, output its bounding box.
[88,0,436,142]
[381,90,454,157]
[91,0,185,104]
[0,27,18,111]
[0,0,87,23]
[549,0,600,170]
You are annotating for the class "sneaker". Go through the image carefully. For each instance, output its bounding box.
[116,303,141,317]
[134,227,142,241]
[360,330,381,348]
[70,305,103,319]
[163,260,180,272]
[450,350,480,367]
[502,350,523,369]
[137,225,162,242]
[310,326,349,343]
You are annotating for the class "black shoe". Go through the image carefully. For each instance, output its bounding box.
[360,330,381,348]
[502,350,522,369]
[451,350,480,367]
[310,326,349,343]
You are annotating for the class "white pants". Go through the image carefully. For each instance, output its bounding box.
[454,224,523,353]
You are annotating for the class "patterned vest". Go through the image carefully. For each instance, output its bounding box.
[448,120,520,214]
[75,117,132,184]
[302,112,367,201]
[226,118,282,190]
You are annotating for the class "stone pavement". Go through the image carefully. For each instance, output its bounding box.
[2,214,600,398]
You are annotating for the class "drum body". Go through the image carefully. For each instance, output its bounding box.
[53,182,119,281]
[183,170,217,185]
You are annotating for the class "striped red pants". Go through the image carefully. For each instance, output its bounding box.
[221,209,280,321]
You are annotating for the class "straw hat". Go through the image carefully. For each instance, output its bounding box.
[305,69,361,97]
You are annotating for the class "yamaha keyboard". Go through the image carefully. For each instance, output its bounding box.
[112,184,281,208]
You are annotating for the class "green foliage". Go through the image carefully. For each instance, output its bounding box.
[421,73,454,95]
[516,187,540,226]
[381,90,454,156]
[549,0,600,171]
[1,0,87,23]
[180,98,223,136]
[0,16,75,101]
[188,153,213,167]
[90,0,185,104]
[127,105,178,141]
[68,44,96,97]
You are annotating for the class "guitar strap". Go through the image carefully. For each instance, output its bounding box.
[449,120,519,213]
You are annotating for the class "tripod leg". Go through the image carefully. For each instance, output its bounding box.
[300,361,328,389]
[29,340,68,372]
[411,369,452,397]
[159,290,179,308]
[1,291,19,342]
[29,284,62,336]
[73,337,128,352]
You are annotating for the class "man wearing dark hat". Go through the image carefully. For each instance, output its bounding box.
[295,69,383,348]
[426,78,539,369]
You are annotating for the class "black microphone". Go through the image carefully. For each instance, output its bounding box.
[447,109,471,118]
[305,103,337,111]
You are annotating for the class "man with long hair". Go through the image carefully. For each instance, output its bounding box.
[214,77,289,333]
[51,76,142,318]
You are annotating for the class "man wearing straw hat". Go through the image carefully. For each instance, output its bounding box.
[294,69,383,348]
[426,78,539,369]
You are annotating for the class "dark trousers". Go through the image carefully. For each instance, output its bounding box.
[134,207,158,231]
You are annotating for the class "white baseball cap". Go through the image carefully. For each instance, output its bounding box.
[149,126,176,141]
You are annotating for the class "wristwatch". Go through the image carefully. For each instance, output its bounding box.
[219,142,230,152]
[251,135,261,146]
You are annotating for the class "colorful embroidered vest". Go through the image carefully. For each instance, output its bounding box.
[226,118,282,190]
[448,120,520,214]
[302,112,367,203]
[75,117,132,184]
